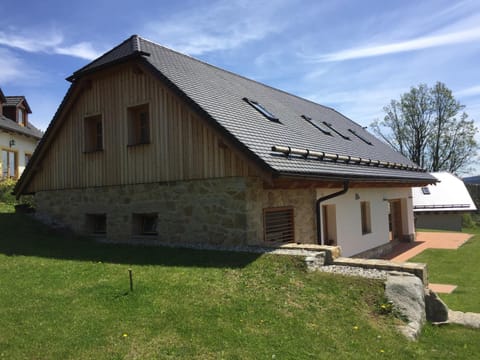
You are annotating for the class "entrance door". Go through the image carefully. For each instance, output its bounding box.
[389,200,403,241]
[322,204,337,245]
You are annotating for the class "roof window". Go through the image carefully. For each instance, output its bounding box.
[421,187,431,195]
[348,129,372,145]
[243,97,279,122]
[322,122,350,140]
[301,115,331,136]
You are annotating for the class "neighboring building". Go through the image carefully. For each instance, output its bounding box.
[0,88,43,179]
[413,172,477,231]
[462,175,480,210]
[15,35,435,257]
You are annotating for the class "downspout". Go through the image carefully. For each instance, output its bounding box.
[316,180,349,245]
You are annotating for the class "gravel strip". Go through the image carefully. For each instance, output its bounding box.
[318,265,390,280]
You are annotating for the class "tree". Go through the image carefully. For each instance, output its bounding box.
[371,82,478,173]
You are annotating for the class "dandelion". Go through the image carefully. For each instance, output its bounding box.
[122,333,128,338]
[353,326,359,330]
[380,349,385,353]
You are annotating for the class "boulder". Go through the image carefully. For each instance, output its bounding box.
[385,272,425,340]
[425,288,449,323]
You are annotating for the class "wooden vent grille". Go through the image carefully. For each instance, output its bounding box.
[263,207,294,243]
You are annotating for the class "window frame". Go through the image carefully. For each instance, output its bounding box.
[24,153,32,166]
[263,206,295,243]
[127,103,151,146]
[421,186,431,195]
[84,114,104,153]
[86,214,107,235]
[17,107,26,126]
[360,201,372,235]
[1,148,18,179]
[132,213,158,236]
[243,97,280,123]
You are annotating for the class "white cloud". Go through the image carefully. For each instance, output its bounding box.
[144,0,287,55]
[0,48,31,83]
[456,85,480,98]
[306,27,480,62]
[0,30,101,60]
[55,42,101,60]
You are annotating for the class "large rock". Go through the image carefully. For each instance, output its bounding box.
[385,272,425,340]
[448,310,480,328]
[425,288,449,323]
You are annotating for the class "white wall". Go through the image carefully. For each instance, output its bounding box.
[317,187,413,257]
[0,130,39,178]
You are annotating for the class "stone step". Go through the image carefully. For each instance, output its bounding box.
[333,257,428,284]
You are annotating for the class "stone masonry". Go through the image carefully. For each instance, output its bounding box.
[34,176,318,246]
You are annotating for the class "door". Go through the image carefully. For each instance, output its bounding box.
[389,200,403,241]
[322,204,337,245]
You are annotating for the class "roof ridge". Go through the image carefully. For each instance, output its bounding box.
[138,35,336,113]
[69,35,150,81]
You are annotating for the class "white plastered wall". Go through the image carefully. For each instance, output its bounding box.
[317,187,414,257]
[0,130,39,177]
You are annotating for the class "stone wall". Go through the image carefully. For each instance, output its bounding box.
[34,176,319,247]
[245,178,317,245]
[35,177,249,246]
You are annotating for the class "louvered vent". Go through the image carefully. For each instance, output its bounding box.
[263,207,294,243]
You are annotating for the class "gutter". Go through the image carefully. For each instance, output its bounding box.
[316,180,349,245]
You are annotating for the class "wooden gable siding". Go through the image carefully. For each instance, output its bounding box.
[26,63,255,192]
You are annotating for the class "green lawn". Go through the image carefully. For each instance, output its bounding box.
[0,203,479,359]
[410,229,480,313]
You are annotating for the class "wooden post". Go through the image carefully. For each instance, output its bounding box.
[128,268,133,292]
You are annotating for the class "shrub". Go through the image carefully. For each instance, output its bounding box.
[0,179,16,204]
[462,213,479,229]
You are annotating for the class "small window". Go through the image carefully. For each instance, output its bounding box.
[25,153,32,165]
[421,187,431,195]
[133,213,158,235]
[17,108,26,126]
[243,97,279,122]
[322,122,350,140]
[263,207,294,243]
[86,214,107,235]
[360,201,372,235]
[84,115,103,152]
[1,149,18,179]
[301,115,332,136]
[128,104,150,145]
[348,129,373,145]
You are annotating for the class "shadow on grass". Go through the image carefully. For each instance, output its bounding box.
[0,211,261,269]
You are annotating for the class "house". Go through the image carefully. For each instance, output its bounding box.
[412,172,476,231]
[0,88,43,179]
[14,35,435,257]
[462,175,480,210]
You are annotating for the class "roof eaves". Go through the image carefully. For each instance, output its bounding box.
[66,52,149,82]
[275,170,437,186]
[14,83,77,197]
[67,35,151,82]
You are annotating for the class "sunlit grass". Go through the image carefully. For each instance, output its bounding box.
[0,204,478,359]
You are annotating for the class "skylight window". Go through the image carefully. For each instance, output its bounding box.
[322,122,350,140]
[301,115,331,136]
[243,97,279,122]
[348,128,373,145]
[421,187,431,195]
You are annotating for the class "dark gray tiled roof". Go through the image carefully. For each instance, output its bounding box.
[71,35,434,183]
[0,114,43,139]
[4,96,32,113]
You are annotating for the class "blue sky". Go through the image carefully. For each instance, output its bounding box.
[1,0,480,171]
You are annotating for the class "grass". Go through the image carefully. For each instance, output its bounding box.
[410,228,480,313]
[0,203,479,359]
